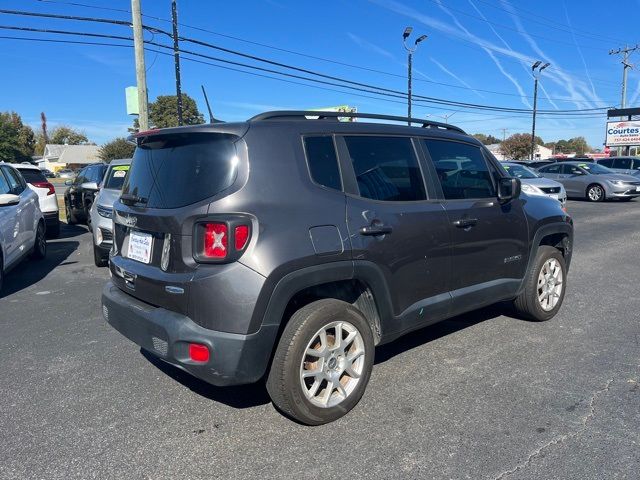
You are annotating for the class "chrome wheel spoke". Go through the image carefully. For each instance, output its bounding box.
[299,320,366,409]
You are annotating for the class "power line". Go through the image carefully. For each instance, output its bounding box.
[5,6,620,102]
[0,32,608,122]
[0,22,611,116]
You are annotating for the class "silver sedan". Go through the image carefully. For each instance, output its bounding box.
[537,161,640,202]
[501,162,567,206]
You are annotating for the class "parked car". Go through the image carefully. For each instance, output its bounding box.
[537,161,640,202]
[14,163,60,238]
[64,163,107,228]
[0,162,47,292]
[101,111,573,425]
[40,168,56,179]
[595,156,640,177]
[56,169,75,179]
[90,159,131,267]
[501,162,567,206]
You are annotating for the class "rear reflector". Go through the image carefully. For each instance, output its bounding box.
[189,343,210,363]
[234,225,250,250]
[204,223,227,258]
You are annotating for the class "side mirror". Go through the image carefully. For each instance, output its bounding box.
[498,177,521,203]
[64,179,73,186]
[0,194,20,207]
[81,182,99,191]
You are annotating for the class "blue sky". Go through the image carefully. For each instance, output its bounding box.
[1,0,638,148]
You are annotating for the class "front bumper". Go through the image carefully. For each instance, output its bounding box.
[102,282,278,386]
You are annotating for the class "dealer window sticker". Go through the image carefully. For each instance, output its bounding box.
[113,170,127,178]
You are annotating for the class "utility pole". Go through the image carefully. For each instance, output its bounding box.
[500,128,509,142]
[131,0,149,131]
[609,45,638,155]
[402,27,427,125]
[530,61,550,161]
[171,0,183,126]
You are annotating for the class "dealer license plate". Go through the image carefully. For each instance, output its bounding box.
[127,231,153,264]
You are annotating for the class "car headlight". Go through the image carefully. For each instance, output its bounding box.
[610,180,625,186]
[97,205,113,218]
[521,184,543,195]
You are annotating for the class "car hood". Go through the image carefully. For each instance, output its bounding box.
[95,188,121,208]
[595,173,639,182]
[521,177,564,189]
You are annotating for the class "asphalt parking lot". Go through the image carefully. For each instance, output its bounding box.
[1,200,638,480]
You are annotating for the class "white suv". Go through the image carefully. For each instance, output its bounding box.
[0,163,46,292]
[14,163,60,238]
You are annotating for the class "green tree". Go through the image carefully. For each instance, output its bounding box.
[0,111,35,163]
[49,126,90,145]
[472,133,501,145]
[545,137,591,155]
[98,138,135,163]
[135,93,205,129]
[499,133,543,160]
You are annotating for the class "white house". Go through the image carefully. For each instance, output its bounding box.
[486,143,553,161]
[37,144,101,172]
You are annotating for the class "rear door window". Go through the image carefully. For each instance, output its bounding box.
[540,164,561,174]
[0,169,11,194]
[613,158,632,169]
[123,133,238,209]
[303,136,342,191]
[2,166,26,194]
[104,165,130,190]
[343,136,426,201]
[422,139,495,199]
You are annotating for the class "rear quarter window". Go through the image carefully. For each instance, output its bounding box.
[123,133,239,209]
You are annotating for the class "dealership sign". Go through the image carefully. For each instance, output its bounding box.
[605,120,640,146]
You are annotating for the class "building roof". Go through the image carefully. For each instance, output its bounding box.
[42,144,101,165]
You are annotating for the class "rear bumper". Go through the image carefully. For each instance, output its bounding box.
[102,281,278,386]
[43,211,59,226]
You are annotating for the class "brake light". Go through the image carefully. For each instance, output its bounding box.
[188,343,210,363]
[235,225,250,250]
[203,222,228,258]
[32,181,56,196]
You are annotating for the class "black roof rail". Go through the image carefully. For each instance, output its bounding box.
[248,110,466,134]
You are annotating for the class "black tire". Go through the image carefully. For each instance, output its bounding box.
[84,201,93,230]
[47,219,60,239]
[32,222,47,260]
[586,183,605,202]
[266,299,375,425]
[93,243,108,267]
[512,246,566,321]
[65,201,77,225]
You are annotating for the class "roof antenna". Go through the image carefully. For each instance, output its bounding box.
[201,84,215,123]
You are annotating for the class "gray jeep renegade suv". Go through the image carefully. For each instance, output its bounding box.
[102,111,573,425]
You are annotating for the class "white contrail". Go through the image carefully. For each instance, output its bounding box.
[347,32,396,60]
[629,79,640,106]
[431,57,485,98]
[562,1,596,98]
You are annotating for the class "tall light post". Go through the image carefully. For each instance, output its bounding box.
[402,27,427,125]
[530,61,550,161]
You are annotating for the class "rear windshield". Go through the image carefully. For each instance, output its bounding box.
[16,168,46,184]
[122,133,238,209]
[103,164,130,190]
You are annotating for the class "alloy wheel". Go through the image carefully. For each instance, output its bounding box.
[537,258,563,311]
[588,185,603,201]
[299,321,365,408]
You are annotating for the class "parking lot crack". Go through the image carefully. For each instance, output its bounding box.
[490,378,614,480]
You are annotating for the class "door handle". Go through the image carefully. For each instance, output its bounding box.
[452,218,478,228]
[359,224,393,236]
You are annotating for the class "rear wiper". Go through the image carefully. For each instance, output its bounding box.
[120,193,148,205]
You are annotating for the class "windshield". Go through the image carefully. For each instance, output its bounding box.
[103,164,130,190]
[577,163,612,174]
[122,133,238,209]
[502,164,539,179]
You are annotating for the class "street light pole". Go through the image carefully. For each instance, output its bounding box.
[530,61,550,161]
[402,27,427,125]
